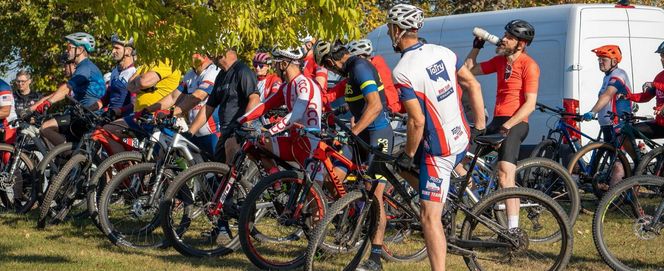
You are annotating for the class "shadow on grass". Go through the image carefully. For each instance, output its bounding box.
[0,243,70,264]
[154,252,261,270]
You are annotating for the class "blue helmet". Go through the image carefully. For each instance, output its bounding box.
[656,41,664,54]
[65,32,96,53]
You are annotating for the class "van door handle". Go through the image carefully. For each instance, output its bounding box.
[569,64,582,71]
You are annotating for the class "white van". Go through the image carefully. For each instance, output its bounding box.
[367,3,664,147]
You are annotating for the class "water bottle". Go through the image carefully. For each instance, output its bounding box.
[472,27,501,46]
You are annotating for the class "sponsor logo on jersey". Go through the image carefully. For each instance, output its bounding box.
[426,60,451,82]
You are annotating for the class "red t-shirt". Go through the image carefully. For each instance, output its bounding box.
[480,53,540,122]
[629,70,664,126]
[303,54,328,92]
[370,55,402,113]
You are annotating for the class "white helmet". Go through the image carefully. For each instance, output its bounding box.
[387,4,424,30]
[272,46,305,61]
[65,32,96,53]
[347,39,373,57]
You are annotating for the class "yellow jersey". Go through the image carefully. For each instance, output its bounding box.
[133,59,182,112]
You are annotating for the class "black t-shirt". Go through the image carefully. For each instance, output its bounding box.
[206,60,258,128]
[13,90,42,117]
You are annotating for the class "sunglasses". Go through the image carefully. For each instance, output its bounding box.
[504,64,513,81]
[253,63,268,69]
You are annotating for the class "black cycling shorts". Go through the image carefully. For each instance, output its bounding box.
[634,121,664,140]
[486,116,529,165]
[600,125,615,143]
[54,114,91,142]
[336,125,394,181]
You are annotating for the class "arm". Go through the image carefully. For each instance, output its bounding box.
[189,105,215,135]
[323,79,347,110]
[590,86,618,114]
[173,90,207,117]
[403,98,424,157]
[30,83,69,111]
[457,65,486,129]
[246,93,260,114]
[351,91,382,135]
[628,88,655,103]
[127,71,161,93]
[503,92,537,129]
[238,89,284,124]
[315,68,328,92]
[145,89,179,113]
[267,87,310,135]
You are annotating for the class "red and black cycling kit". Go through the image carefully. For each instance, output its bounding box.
[627,69,664,139]
[480,53,540,164]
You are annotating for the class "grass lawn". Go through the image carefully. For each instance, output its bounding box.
[0,210,622,271]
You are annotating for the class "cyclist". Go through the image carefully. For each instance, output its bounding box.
[237,46,322,174]
[465,19,539,232]
[0,79,17,164]
[89,34,137,119]
[313,39,395,270]
[301,36,329,92]
[12,70,42,118]
[142,53,221,153]
[581,45,632,187]
[189,48,260,163]
[622,42,664,159]
[253,52,282,101]
[324,38,402,114]
[96,59,182,155]
[30,32,106,146]
[389,4,485,271]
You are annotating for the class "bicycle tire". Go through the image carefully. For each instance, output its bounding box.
[567,142,631,203]
[0,144,37,214]
[238,170,327,270]
[379,181,427,263]
[460,187,573,271]
[86,151,143,230]
[34,142,74,200]
[98,162,173,249]
[529,139,559,160]
[304,190,379,271]
[160,162,254,257]
[634,146,664,177]
[592,175,664,271]
[517,157,580,230]
[37,153,88,228]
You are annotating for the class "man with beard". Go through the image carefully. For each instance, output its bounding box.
[89,34,137,118]
[464,19,540,232]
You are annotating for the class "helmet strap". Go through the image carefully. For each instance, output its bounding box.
[391,27,407,53]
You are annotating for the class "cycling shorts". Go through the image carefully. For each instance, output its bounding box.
[55,114,92,142]
[634,122,664,141]
[335,126,394,182]
[189,133,219,158]
[268,134,319,167]
[418,151,466,203]
[486,116,528,164]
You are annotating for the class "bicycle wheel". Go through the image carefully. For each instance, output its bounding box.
[35,142,74,197]
[304,191,379,271]
[567,142,631,211]
[238,170,327,270]
[593,175,664,271]
[0,144,37,214]
[516,157,580,238]
[380,180,427,263]
[530,139,560,160]
[86,151,143,230]
[160,162,251,257]
[634,146,664,177]
[460,187,573,271]
[37,153,89,228]
[98,162,173,249]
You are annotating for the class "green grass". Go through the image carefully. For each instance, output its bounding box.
[0,210,626,271]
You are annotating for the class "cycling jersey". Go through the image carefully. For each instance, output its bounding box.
[68,58,106,107]
[302,53,329,92]
[177,64,221,136]
[371,55,402,113]
[257,74,283,101]
[628,70,664,126]
[596,68,632,126]
[341,56,390,131]
[395,42,470,203]
[134,59,182,112]
[0,80,17,145]
[102,64,136,112]
[394,43,470,157]
[13,90,41,117]
[480,53,540,121]
[239,73,322,135]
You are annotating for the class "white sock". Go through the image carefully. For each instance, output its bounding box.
[508,215,519,229]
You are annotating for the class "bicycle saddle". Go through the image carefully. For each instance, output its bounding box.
[474,134,506,146]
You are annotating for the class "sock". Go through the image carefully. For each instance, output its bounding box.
[369,244,382,264]
[508,215,519,229]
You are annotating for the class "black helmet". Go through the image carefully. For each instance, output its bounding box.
[505,19,535,46]
[656,41,664,54]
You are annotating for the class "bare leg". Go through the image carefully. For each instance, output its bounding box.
[40,119,66,147]
[497,161,520,228]
[421,200,446,271]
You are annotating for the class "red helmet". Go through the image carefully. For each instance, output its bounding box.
[592,45,622,63]
[253,52,271,64]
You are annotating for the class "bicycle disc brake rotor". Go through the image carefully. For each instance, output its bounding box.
[0,172,13,192]
[130,197,155,218]
[633,215,658,240]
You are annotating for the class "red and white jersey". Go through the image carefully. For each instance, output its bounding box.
[177,64,220,136]
[0,84,17,127]
[393,43,469,157]
[257,74,282,101]
[239,73,322,135]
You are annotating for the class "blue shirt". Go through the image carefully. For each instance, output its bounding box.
[106,64,136,110]
[68,58,106,107]
[342,56,390,131]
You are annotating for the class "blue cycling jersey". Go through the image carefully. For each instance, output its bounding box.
[106,64,136,110]
[342,56,390,131]
[68,58,106,107]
